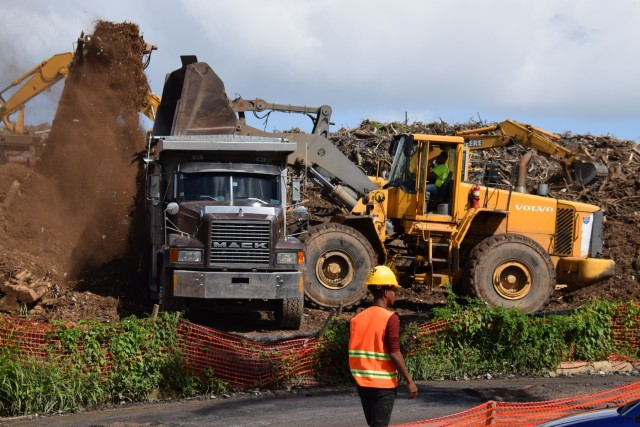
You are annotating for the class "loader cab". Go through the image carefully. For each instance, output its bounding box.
[386,134,463,219]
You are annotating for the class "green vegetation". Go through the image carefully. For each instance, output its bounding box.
[320,298,638,383]
[0,299,637,417]
[0,313,230,416]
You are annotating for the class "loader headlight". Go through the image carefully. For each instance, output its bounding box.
[277,252,305,265]
[170,248,203,263]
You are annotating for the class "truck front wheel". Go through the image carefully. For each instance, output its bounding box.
[301,223,376,310]
[464,234,555,313]
[274,298,303,330]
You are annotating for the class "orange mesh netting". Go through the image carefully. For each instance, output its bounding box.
[0,303,638,406]
[176,321,323,388]
[396,380,640,427]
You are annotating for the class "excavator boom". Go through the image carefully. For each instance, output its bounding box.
[0,36,159,165]
[0,52,74,134]
[456,119,608,186]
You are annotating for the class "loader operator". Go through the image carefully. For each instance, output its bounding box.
[348,266,418,427]
[426,152,449,201]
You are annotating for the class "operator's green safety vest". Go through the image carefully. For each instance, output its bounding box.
[433,164,449,187]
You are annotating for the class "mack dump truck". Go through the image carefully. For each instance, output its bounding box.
[146,57,614,315]
[143,57,305,329]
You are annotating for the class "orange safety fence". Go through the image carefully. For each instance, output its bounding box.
[176,321,323,388]
[0,302,638,391]
[396,380,640,427]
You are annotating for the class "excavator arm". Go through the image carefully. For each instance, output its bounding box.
[455,119,608,186]
[1,36,160,136]
[0,52,74,134]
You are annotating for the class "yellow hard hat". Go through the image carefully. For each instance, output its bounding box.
[364,265,400,288]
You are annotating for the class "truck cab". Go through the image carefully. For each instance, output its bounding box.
[144,135,305,329]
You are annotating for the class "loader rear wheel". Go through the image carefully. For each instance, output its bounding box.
[274,298,304,330]
[464,234,555,313]
[301,223,376,310]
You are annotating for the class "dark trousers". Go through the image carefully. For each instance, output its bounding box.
[356,385,397,427]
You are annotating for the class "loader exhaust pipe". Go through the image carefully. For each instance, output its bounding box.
[515,150,533,193]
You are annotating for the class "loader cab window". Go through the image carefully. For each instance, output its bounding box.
[177,172,281,205]
[386,135,426,194]
[423,145,456,214]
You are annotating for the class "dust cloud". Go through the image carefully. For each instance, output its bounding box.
[37,21,150,279]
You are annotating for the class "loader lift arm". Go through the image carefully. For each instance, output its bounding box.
[229,97,379,210]
[455,119,608,186]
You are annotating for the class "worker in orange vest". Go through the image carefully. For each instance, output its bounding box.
[348,265,418,427]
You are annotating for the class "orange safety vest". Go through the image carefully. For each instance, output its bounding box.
[348,306,398,389]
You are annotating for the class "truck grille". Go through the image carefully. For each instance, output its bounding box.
[210,221,271,265]
[554,207,575,256]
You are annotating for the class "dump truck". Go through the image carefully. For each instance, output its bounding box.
[145,57,614,314]
[142,57,305,329]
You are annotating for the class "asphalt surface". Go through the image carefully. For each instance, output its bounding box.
[3,374,639,427]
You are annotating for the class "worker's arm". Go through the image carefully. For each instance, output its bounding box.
[389,352,418,399]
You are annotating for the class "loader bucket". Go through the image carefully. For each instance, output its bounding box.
[572,160,608,186]
[152,56,237,136]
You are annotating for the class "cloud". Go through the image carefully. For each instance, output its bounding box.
[1,0,639,139]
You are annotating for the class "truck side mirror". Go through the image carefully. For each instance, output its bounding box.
[148,174,160,200]
[291,177,301,202]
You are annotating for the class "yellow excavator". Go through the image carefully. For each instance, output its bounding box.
[455,120,609,187]
[0,37,160,165]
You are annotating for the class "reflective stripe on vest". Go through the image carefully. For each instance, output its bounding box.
[348,306,398,388]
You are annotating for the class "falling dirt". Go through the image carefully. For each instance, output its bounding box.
[0,21,639,334]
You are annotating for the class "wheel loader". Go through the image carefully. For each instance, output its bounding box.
[148,57,615,314]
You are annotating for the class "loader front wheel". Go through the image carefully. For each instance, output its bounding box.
[301,223,376,310]
[464,234,555,313]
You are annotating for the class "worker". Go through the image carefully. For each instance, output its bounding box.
[426,152,449,201]
[348,265,418,427]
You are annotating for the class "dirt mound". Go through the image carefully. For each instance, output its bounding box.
[0,21,150,321]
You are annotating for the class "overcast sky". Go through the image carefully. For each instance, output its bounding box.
[2,0,639,140]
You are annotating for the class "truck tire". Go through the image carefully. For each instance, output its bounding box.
[464,234,555,313]
[275,298,303,330]
[301,223,376,310]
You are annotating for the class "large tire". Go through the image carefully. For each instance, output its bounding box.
[300,223,376,310]
[464,234,555,313]
[274,298,303,330]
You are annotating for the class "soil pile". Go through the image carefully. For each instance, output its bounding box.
[0,21,151,321]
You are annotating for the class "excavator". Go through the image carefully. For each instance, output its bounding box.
[455,120,609,187]
[0,36,160,165]
[149,58,615,314]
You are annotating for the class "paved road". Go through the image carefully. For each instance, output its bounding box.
[3,375,638,426]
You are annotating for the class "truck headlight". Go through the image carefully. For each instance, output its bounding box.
[170,248,203,263]
[277,252,304,265]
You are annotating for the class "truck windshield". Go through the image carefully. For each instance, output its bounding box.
[177,172,281,205]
